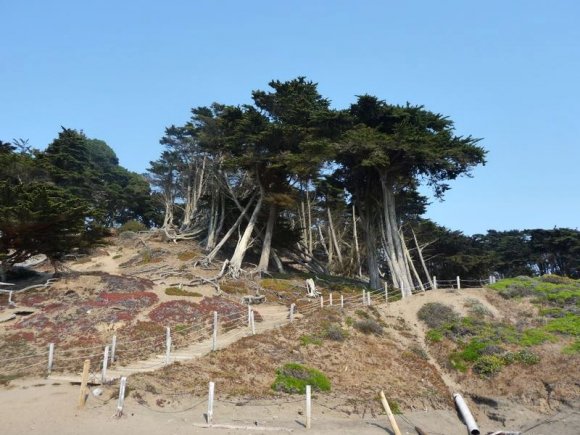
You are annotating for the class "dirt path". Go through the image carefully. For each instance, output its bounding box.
[48,303,290,384]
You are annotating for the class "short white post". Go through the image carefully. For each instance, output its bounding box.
[433,276,438,290]
[250,310,256,335]
[116,376,127,416]
[247,304,251,326]
[47,343,54,375]
[367,291,371,306]
[110,335,117,363]
[290,303,295,322]
[489,275,493,284]
[329,293,333,306]
[207,381,215,424]
[362,290,366,306]
[340,294,344,308]
[165,327,171,365]
[306,384,312,429]
[319,295,323,308]
[456,276,461,290]
[384,282,388,302]
[212,311,218,351]
[102,345,109,383]
[8,291,13,305]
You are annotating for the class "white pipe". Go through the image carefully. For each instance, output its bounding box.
[453,393,480,435]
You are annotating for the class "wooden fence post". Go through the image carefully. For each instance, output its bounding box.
[47,343,54,375]
[212,311,218,351]
[433,276,437,290]
[247,304,251,326]
[319,295,323,308]
[306,385,312,429]
[110,335,117,364]
[250,310,256,335]
[290,303,295,322]
[78,359,90,408]
[102,345,109,383]
[116,376,127,417]
[456,276,461,290]
[379,390,401,435]
[8,290,13,305]
[367,291,371,306]
[207,381,215,424]
[362,290,366,306]
[340,294,344,308]
[329,293,333,306]
[165,327,171,365]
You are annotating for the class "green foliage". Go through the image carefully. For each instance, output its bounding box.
[426,329,443,342]
[272,363,330,394]
[544,315,580,336]
[519,328,556,346]
[563,340,580,354]
[417,303,459,329]
[473,355,505,377]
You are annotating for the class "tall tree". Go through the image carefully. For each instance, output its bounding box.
[336,96,486,293]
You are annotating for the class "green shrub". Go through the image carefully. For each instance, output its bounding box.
[345,316,354,327]
[519,328,555,346]
[272,363,330,394]
[545,314,580,336]
[426,329,443,342]
[473,355,505,377]
[118,219,147,233]
[513,349,540,365]
[354,319,383,336]
[417,303,459,329]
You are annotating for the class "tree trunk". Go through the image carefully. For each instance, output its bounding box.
[327,208,343,266]
[229,186,264,277]
[205,193,256,263]
[352,204,362,278]
[162,196,174,229]
[401,230,424,291]
[380,173,414,297]
[257,203,277,272]
[411,228,433,288]
[306,188,313,255]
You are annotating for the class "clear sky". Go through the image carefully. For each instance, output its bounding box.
[2,0,579,235]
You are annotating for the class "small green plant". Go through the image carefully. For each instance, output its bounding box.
[272,363,330,394]
[345,316,354,327]
[165,287,202,297]
[426,329,443,342]
[473,355,505,377]
[563,340,580,354]
[519,328,555,346]
[354,309,370,319]
[513,349,540,365]
[112,254,122,259]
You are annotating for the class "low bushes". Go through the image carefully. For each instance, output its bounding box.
[272,363,330,394]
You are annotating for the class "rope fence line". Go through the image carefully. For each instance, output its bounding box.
[1,275,491,378]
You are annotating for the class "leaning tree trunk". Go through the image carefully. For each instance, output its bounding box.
[257,203,277,272]
[352,204,362,278]
[380,173,414,297]
[229,186,264,277]
[162,195,175,229]
[205,193,256,263]
[327,208,343,266]
[411,228,433,288]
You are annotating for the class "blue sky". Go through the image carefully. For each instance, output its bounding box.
[2,0,579,234]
